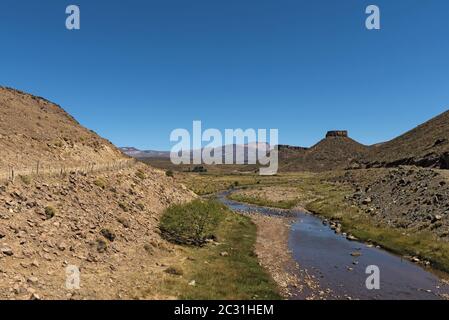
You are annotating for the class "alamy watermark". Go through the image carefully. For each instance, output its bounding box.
[365,265,380,290]
[366,5,381,30]
[66,5,80,30]
[170,121,279,175]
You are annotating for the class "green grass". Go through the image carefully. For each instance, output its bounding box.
[228,193,299,209]
[304,179,449,273]
[212,172,449,274]
[157,200,281,300]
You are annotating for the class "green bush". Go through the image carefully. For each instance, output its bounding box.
[160,199,225,246]
[44,206,56,219]
[19,175,31,185]
[165,170,174,177]
[135,169,146,180]
[93,178,107,189]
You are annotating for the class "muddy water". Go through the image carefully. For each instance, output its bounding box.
[217,192,449,300]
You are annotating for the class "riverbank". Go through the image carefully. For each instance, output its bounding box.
[227,174,449,275]
[222,191,449,299]
[245,213,325,299]
[149,200,281,300]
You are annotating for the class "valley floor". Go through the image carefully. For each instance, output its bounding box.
[179,167,449,274]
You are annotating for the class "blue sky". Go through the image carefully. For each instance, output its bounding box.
[1,0,449,150]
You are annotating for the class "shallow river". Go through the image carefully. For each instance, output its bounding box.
[217,191,449,300]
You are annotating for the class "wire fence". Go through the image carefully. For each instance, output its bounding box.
[0,158,137,183]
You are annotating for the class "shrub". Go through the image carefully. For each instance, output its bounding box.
[93,178,107,189]
[97,239,107,253]
[164,266,183,276]
[100,228,116,242]
[118,202,129,212]
[19,175,31,185]
[160,199,225,246]
[135,169,146,180]
[44,206,56,219]
[165,170,174,177]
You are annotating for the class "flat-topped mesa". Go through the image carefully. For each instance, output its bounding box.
[326,130,348,138]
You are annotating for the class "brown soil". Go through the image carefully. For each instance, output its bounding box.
[363,110,449,169]
[0,87,125,173]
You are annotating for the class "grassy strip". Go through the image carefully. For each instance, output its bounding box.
[304,181,449,273]
[228,193,299,210]
[177,172,314,196]
[226,175,449,273]
[157,200,282,300]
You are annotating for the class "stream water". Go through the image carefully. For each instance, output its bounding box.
[217,191,449,300]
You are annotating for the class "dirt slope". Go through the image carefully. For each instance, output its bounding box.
[0,163,195,299]
[363,110,449,169]
[280,136,368,172]
[0,87,196,299]
[0,87,125,171]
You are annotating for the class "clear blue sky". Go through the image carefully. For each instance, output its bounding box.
[1,0,449,150]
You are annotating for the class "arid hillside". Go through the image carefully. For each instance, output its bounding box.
[0,87,125,174]
[0,87,196,299]
[280,132,368,172]
[279,110,449,172]
[362,110,449,169]
[0,164,195,299]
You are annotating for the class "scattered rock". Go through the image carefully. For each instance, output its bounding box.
[1,247,13,256]
[188,280,196,286]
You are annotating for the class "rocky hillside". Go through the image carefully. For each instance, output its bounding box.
[0,162,195,300]
[280,132,368,172]
[0,87,125,172]
[362,110,449,169]
[337,167,449,240]
[0,87,196,299]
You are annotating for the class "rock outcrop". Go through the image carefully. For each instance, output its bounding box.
[326,131,348,138]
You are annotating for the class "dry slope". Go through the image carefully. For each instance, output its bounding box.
[280,134,368,172]
[0,87,125,171]
[363,110,449,169]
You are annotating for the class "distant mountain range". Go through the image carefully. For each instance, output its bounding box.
[119,147,171,159]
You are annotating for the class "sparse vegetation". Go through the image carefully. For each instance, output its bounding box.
[19,175,32,185]
[135,169,146,180]
[118,202,129,212]
[97,239,108,253]
[101,228,116,242]
[228,193,299,209]
[165,170,174,177]
[93,178,107,189]
[44,206,56,219]
[164,266,184,276]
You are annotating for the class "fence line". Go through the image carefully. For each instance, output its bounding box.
[0,158,137,183]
